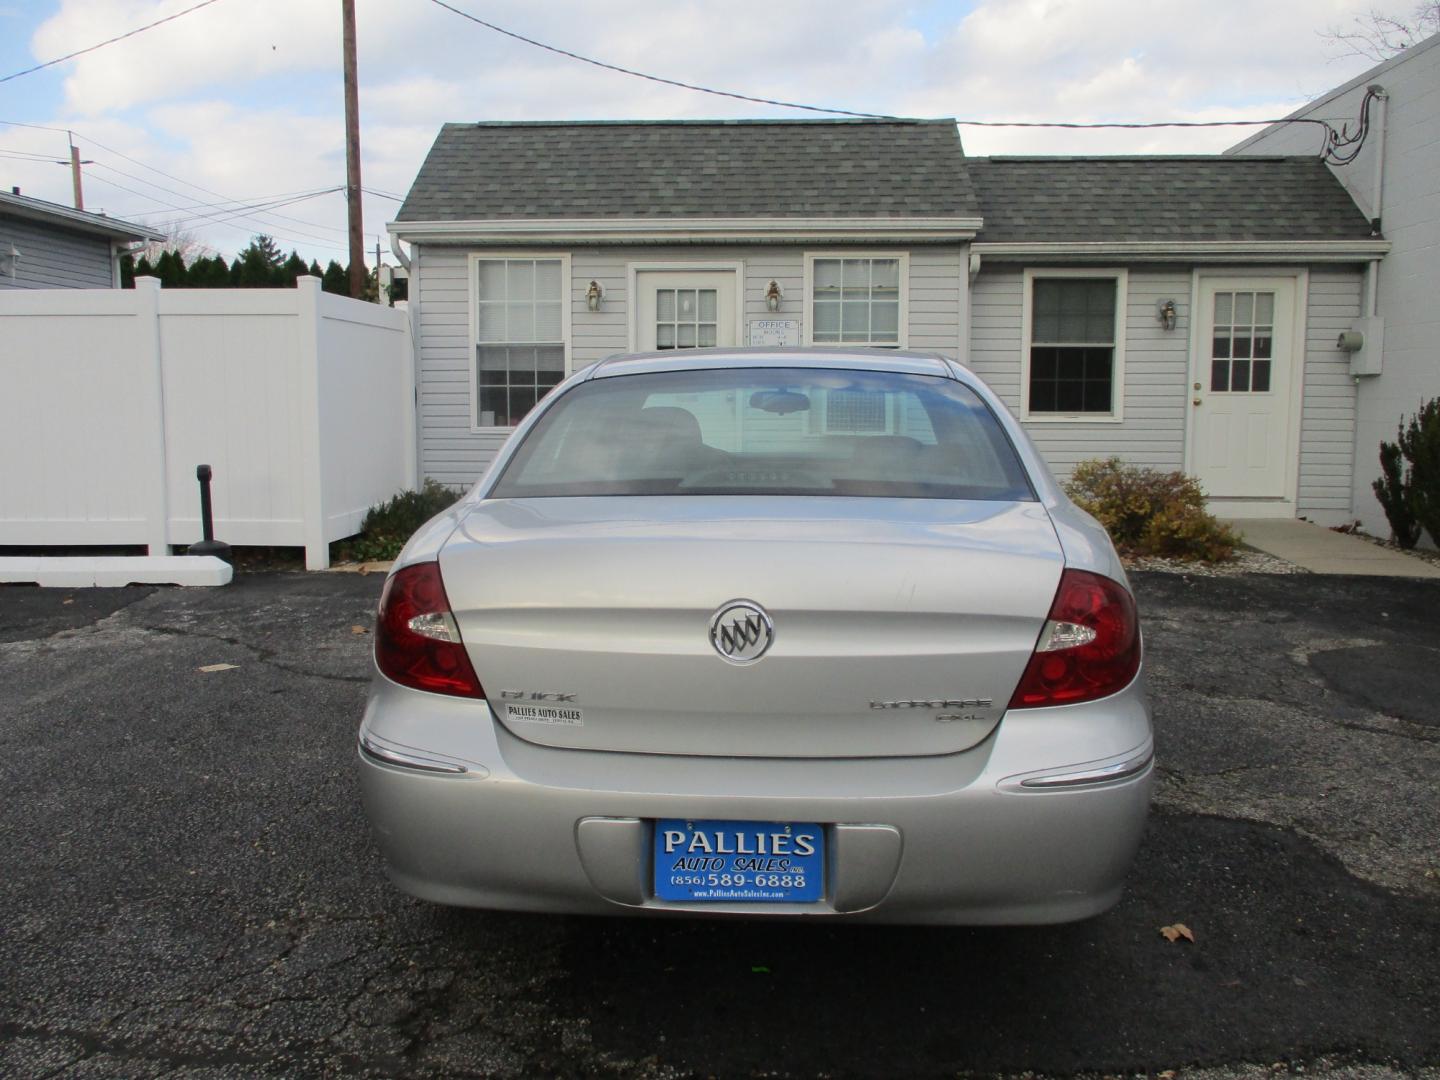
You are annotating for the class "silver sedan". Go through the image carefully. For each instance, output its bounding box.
[357,348,1152,924]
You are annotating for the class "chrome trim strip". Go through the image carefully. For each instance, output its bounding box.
[358,734,467,774]
[1019,747,1155,789]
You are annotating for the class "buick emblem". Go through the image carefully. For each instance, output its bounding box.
[709,600,774,665]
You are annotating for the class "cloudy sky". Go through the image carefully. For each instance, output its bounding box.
[0,0,1395,265]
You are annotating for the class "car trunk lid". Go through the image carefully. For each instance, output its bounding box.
[439,496,1063,758]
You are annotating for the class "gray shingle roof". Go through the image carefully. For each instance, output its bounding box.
[395,119,978,221]
[967,156,1374,243]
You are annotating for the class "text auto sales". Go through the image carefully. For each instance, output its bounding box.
[662,827,817,872]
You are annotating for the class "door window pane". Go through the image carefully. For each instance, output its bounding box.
[1210,290,1277,395]
[655,287,717,352]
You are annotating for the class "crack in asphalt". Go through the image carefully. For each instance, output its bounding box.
[136,622,371,685]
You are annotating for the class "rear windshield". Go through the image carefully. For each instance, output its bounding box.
[491,367,1034,501]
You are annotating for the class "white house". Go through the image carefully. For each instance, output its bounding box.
[389,118,1389,525]
[0,188,163,290]
[1229,32,1439,535]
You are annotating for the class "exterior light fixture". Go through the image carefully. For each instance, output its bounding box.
[765,280,784,312]
[1157,299,1177,331]
[586,280,604,312]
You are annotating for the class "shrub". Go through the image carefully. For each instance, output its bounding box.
[1374,440,1421,548]
[1066,457,1238,563]
[343,480,460,562]
[1374,398,1440,550]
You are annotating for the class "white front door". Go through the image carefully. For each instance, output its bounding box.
[1189,276,1300,501]
[634,271,738,351]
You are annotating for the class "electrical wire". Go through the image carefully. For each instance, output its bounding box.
[86,160,351,245]
[424,0,897,119]
[76,134,352,234]
[424,0,1369,164]
[0,0,226,86]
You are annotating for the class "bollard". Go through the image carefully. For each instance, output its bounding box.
[187,464,233,561]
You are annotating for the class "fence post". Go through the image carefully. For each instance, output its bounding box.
[296,276,330,570]
[133,277,169,555]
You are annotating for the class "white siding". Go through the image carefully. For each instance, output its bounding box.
[1231,36,1440,532]
[0,214,115,290]
[969,263,1362,516]
[412,243,964,487]
[969,265,1191,477]
[1298,269,1362,519]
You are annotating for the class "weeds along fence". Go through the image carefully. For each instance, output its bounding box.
[0,276,415,569]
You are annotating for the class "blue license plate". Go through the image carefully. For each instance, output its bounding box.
[653,819,824,902]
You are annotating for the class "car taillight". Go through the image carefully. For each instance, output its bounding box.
[1008,569,1141,709]
[375,561,485,698]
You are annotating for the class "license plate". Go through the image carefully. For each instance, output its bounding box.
[653,819,823,902]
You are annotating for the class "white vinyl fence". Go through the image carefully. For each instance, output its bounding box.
[0,277,415,569]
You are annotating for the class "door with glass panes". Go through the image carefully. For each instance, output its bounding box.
[634,271,738,351]
[1189,277,1298,500]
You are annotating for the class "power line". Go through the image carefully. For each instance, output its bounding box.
[84,170,348,250]
[0,0,226,86]
[86,160,351,244]
[74,131,358,238]
[423,1,1363,158]
[425,0,896,119]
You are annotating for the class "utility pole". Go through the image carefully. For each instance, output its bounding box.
[341,0,364,299]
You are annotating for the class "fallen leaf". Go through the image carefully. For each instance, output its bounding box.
[351,625,369,635]
[1159,923,1195,943]
[61,597,74,605]
[357,565,371,576]
[197,663,239,673]
[1158,1071,1177,1079]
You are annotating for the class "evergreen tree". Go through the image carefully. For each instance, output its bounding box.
[229,258,244,287]
[235,234,285,287]
[281,250,309,285]
[307,259,323,279]
[134,255,156,280]
[321,260,347,294]
[119,253,136,288]
[153,249,189,288]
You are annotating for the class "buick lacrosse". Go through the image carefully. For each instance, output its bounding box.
[357,348,1152,924]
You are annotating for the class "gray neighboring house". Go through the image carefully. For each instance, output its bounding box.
[0,188,163,290]
[389,118,1388,525]
[1228,31,1440,536]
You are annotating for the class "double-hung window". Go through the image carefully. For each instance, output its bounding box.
[473,256,567,428]
[808,255,904,346]
[1024,270,1126,419]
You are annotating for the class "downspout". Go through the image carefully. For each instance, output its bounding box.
[389,232,411,271]
[1367,85,1387,237]
[391,232,422,487]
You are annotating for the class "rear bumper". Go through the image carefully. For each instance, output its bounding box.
[356,675,1153,925]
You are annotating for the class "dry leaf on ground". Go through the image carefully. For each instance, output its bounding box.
[351,625,369,635]
[197,663,239,673]
[1159,923,1195,943]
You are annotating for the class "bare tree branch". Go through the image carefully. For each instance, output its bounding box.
[1322,3,1440,62]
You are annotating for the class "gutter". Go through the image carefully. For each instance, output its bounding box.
[970,240,1390,263]
[388,216,982,245]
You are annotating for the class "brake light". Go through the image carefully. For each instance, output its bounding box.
[1008,569,1140,709]
[375,562,485,698]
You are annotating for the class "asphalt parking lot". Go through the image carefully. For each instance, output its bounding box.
[1,570,1438,1079]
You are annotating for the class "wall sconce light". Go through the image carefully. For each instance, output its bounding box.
[1157,299,1177,331]
[765,280,784,312]
[585,280,604,312]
